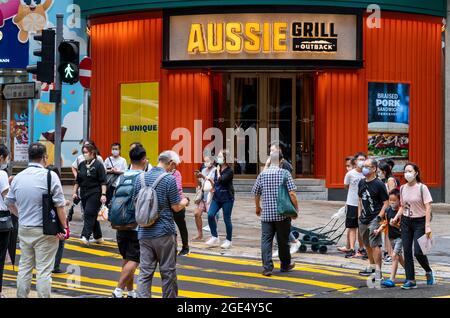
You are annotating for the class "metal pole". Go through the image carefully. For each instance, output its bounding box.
[29,99,35,143]
[54,14,64,172]
[83,89,88,141]
[6,100,12,176]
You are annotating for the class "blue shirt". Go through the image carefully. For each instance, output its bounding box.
[133,167,180,239]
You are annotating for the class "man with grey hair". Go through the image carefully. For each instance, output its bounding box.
[133,150,189,298]
[252,151,299,277]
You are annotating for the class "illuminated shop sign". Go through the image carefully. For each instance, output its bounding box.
[166,13,360,65]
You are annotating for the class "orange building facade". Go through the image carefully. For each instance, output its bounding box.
[87,8,444,201]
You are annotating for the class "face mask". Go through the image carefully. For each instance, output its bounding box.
[217,158,224,165]
[362,167,371,177]
[390,203,399,210]
[357,160,364,169]
[0,163,7,170]
[204,162,211,168]
[404,172,416,183]
[112,150,120,157]
[83,154,91,161]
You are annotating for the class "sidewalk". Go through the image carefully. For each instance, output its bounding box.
[62,187,450,279]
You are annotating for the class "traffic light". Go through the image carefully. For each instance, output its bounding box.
[26,29,56,84]
[58,40,80,84]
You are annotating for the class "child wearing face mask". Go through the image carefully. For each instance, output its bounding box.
[373,189,405,287]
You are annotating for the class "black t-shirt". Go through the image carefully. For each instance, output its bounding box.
[76,159,107,199]
[385,207,401,240]
[358,178,389,224]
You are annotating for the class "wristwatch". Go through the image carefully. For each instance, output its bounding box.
[101,193,106,196]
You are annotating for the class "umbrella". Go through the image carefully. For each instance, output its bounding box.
[7,214,18,270]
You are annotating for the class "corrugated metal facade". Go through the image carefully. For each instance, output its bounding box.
[316,12,443,188]
[90,11,443,189]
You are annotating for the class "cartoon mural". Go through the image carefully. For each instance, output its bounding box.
[13,0,53,43]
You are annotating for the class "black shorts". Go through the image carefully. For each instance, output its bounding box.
[117,230,140,263]
[345,205,359,229]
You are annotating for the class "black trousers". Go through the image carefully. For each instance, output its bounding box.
[401,216,432,281]
[261,218,292,271]
[81,194,103,240]
[173,209,189,249]
[0,230,11,293]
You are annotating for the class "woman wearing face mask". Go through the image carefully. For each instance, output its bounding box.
[104,143,128,207]
[391,163,435,289]
[73,144,107,245]
[206,150,234,249]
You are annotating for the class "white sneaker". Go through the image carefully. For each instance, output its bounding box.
[91,238,104,244]
[80,236,89,246]
[205,236,220,246]
[127,290,137,298]
[220,240,232,249]
[272,250,279,258]
[290,241,301,255]
[203,225,211,232]
[111,288,123,298]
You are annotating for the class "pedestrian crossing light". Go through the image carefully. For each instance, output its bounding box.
[58,40,80,84]
[26,29,56,84]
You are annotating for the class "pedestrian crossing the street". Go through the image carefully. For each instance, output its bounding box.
[2,238,449,298]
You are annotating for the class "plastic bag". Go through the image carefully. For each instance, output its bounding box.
[98,204,109,221]
[417,234,434,255]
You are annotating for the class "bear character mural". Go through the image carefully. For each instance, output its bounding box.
[13,0,52,43]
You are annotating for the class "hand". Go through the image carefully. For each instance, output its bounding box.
[426,224,432,238]
[291,213,298,220]
[72,193,79,201]
[56,229,66,240]
[256,206,261,217]
[100,195,107,204]
[180,198,189,206]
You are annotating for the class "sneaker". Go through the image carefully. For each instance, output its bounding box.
[262,269,272,277]
[52,268,65,274]
[359,248,369,260]
[383,257,393,265]
[221,240,232,249]
[344,249,356,258]
[80,236,89,246]
[280,262,295,272]
[337,246,350,253]
[401,281,417,290]
[203,225,211,232]
[91,237,104,244]
[205,236,220,246]
[127,290,138,298]
[382,279,396,288]
[111,288,123,298]
[359,267,375,276]
[178,247,190,256]
[290,241,301,254]
[426,271,436,285]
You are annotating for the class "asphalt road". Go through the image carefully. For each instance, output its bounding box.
[3,238,450,298]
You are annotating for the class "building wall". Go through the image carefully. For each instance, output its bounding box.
[90,12,212,187]
[317,12,443,192]
[446,0,450,203]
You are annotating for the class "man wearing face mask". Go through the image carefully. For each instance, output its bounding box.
[357,159,389,283]
[104,143,128,206]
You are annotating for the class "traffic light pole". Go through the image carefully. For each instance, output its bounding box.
[54,14,64,172]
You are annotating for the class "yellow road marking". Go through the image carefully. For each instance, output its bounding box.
[4,265,230,298]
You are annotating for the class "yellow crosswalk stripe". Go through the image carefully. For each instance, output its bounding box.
[4,265,229,298]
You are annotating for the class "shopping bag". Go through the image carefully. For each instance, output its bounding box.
[276,171,297,218]
[98,204,109,221]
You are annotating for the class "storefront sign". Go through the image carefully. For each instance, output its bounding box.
[120,82,159,165]
[368,82,410,172]
[165,12,361,68]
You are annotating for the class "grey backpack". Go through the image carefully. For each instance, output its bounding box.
[135,172,169,227]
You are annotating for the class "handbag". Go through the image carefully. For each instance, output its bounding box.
[277,170,298,218]
[194,187,203,205]
[42,170,64,235]
[0,210,13,232]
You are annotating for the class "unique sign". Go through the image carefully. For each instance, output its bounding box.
[0,82,36,100]
[168,13,358,62]
[368,82,410,172]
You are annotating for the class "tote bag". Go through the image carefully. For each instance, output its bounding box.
[276,170,297,217]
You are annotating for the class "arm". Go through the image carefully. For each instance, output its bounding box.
[168,177,188,212]
[289,191,299,211]
[425,202,432,235]
[378,200,389,219]
[71,167,78,178]
[255,195,261,216]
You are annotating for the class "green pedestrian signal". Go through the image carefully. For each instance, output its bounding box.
[58,40,79,84]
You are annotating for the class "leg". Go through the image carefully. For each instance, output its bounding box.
[137,239,157,298]
[385,232,393,256]
[390,254,400,281]
[16,227,36,298]
[0,231,11,294]
[118,260,139,290]
[221,201,234,242]
[261,222,276,272]
[53,240,65,270]
[92,219,103,240]
[368,219,383,277]
[412,218,432,273]
[81,213,96,240]
[401,217,415,281]
[207,200,221,238]
[154,235,178,298]
[173,209,189,249]
[34,233,59,298]
[275,219,292,270]
[348,228,357,251]
[193,205,204,240]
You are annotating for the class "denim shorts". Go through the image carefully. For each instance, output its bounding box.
[390,237,403,255]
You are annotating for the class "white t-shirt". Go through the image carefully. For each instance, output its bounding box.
[0,170,9,211]
[344,169,364,207]
[104,156,128,187]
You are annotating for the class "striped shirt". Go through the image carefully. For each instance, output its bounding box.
[252,166,297,222]
[133,167,180,239]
